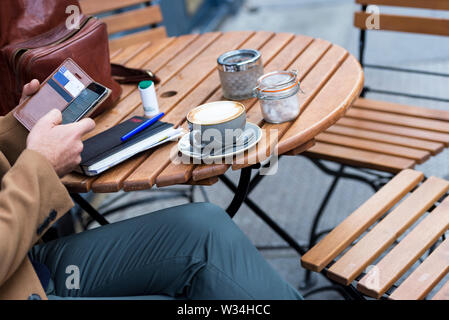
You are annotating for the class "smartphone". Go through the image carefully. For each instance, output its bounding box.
[61,82,108,124]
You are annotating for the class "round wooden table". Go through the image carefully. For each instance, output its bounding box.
[63,31,363,224]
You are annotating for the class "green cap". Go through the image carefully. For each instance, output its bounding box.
[139,80,153,90]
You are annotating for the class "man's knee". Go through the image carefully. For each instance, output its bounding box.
[168,202,243,244]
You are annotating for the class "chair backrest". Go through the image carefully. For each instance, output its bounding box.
[354,0,449,36]
[79,0,166,51]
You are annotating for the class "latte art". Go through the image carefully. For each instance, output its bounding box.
[188,102,244,124]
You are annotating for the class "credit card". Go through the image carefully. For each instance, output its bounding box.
[48,78,73,103]
[53,66,85,97]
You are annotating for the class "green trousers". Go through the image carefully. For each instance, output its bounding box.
[30,202,303,300]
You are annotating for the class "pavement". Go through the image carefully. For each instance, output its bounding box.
[91,0,449,299]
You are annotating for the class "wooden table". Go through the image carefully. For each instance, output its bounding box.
[63,31,363,221]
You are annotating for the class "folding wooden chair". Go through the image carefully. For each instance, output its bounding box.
[302,169,449,300]
[298,1,449,286]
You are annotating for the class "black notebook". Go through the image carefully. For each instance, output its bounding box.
[78,116,184,176]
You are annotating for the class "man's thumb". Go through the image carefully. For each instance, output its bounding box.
[38,109,62,127]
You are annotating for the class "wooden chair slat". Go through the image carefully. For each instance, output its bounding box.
[354,98,449,122]
[358,196,449,299]
[109,27,167,52]
[278,54,363,155]
[326,125,444,155]
[300,169,424,272]
[102,5,163,35]
[347,108,449,134]
[79,0,148,15]
[305,142,416,173]
[328,176,449,285]
[390,237,449,300]
[354,12,449,36]
[337,117,449,147]
[316,132,431,163]
[355,0,449,11]
[432,280,449,300]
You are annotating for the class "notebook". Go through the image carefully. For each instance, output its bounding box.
[78,116,184,176]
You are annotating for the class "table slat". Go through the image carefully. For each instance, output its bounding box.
[124,37,176,69]
[285,139,316,156]
[301,169,424,272]
[327,176,449,285]
[110,42,152,65]
[357,196,449,299]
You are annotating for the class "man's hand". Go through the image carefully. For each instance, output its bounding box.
[27,110,95,177]
[20,79,40,103]
[21,80,96,177]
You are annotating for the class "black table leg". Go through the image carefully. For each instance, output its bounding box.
[225,167,252,218]
[71,193,110,226]
[220,169,308,256]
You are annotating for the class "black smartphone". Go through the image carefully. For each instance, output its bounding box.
[61,82,108,124]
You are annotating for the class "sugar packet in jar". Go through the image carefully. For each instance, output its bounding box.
[253,70,303,124]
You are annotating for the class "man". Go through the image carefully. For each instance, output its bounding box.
[0,80,303,300]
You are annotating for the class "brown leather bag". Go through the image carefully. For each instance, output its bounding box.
[0,0,159,117]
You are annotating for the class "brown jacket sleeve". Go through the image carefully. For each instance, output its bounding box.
[0,149,74,287]
[0,112,28,165]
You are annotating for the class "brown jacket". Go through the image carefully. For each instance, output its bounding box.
[0,112,74,300]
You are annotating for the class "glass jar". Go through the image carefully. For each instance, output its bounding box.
[253,70,301,123]
[217,49,264,100]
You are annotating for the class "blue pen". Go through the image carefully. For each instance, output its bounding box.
[121,112,165,142]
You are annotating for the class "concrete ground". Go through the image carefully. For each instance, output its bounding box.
[91,0,449,299]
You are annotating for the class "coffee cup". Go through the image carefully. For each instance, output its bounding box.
[186,101,246,150]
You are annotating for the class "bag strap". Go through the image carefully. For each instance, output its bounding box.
[111,63,161,85]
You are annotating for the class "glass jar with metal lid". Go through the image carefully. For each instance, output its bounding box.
[217,49,264,100]
[253,70,301,123]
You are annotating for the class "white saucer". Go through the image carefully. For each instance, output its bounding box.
[178,122,262,160]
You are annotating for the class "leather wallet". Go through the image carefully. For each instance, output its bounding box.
[13,58,111,131]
